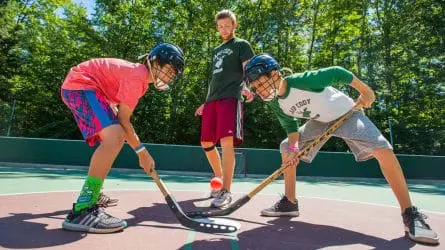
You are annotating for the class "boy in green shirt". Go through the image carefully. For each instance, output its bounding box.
[243,54,439,245]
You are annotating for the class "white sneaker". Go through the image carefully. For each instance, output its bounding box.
[210,189,232,208]
[210,189,221,198]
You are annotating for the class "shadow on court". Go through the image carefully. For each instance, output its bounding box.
[0,190,442,249]
[0,196,227,249]
[183,217,416,250]
[0,210,86,249]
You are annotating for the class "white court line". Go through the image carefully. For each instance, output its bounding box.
[1,188,445,216]
[3,162,445,184]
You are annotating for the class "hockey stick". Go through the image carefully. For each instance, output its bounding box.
[148,168,241,233]
[186,105,362,218]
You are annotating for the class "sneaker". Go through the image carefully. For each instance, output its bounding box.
[210,189,232,208]
[96,193,119,207]
[62,204,127,233]
[210,189,221,198]
[261,196,299,217]
[402,206,439,245]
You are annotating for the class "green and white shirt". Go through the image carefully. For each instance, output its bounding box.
[267,66,355,134]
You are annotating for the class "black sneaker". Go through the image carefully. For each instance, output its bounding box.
[96,193,119,207]
[402,206,439,245]
[62,204,127,233]
[261,196,299,217]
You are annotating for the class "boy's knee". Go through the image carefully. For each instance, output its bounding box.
[279,139,289,153]
[373,148,394,157]
[201,141,214,147]
[101,126,125,149]
[201,141,216,152]
[220,136,234,150]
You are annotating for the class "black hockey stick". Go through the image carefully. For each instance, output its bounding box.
[148,168,241,233]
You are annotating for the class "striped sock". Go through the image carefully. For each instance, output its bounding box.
[74,176,103,213]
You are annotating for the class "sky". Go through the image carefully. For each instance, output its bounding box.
[73,0,95,18]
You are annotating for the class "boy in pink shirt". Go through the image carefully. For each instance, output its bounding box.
[61,43,184,233]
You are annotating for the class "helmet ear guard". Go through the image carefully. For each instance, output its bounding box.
[244,54,280,83]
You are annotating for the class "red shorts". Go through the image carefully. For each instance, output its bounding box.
[201,98,244,146]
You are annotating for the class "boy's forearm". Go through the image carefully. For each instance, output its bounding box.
[116,104,142,149]
[350,76,374,95]
[120,121,142,149]
[349,76,376,108]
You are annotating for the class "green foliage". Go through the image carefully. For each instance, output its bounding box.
[1,0,443,155]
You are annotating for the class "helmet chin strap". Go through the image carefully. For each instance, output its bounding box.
[147,59,169,91]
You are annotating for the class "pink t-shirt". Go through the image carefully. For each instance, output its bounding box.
[62,58,149,111]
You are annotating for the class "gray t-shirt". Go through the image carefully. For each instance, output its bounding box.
[206,37,254,102]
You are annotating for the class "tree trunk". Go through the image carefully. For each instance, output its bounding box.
[307,0,320,70]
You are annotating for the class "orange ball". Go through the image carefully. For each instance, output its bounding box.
[210,177,223,191]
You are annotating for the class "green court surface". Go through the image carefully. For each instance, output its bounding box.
[1,163,444,214]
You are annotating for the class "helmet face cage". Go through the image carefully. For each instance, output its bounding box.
[244,54,281,101]
[248,72,280,102]
[150,57,177,90]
